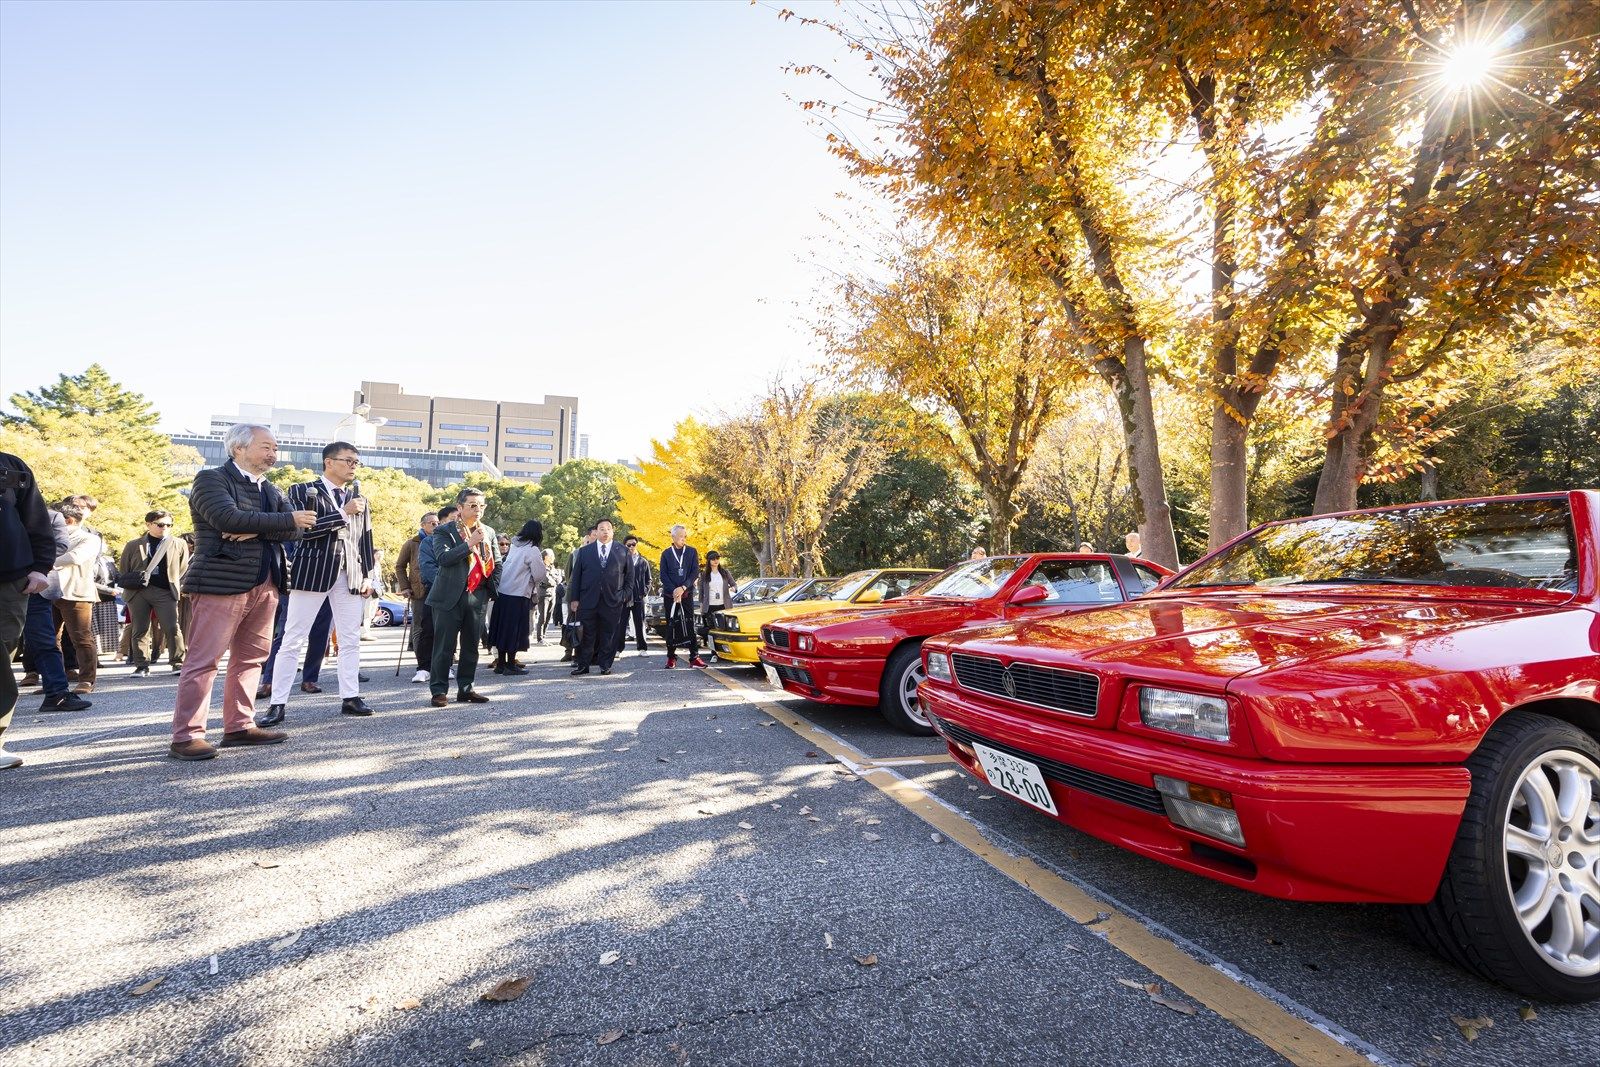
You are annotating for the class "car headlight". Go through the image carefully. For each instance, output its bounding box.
[796,634,815,652]
[925,651,951,683]
[1139,688,1230,743]
[724,615,738,632]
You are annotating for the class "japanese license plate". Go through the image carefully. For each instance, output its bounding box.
[763,663,780,688]
[972,742,1058,815]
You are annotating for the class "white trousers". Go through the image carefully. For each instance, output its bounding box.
[270,584,364,703]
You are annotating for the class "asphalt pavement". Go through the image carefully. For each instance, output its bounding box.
[1,629,1595,1066]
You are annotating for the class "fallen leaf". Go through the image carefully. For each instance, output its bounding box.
[612,746,630,752]
[769,803,782,810]
[1144,982,1161,995]
[815,858,828,865]
[798,806,813,815]
[761,720,776,727]
[511,882,534,891]
[1451,1015,1493,1042]
[656,757,670,763]
[269,931,301,954]
[824,933,834,950]
[599,951,622,966]
[865,818,881,826]
[837,774,859,781]
[1081,912,1112,927]
[130,976,165,996]
[930,833,945,844]
[853,954,879,967]
[863,832,883,842]
[706,714,717,720]
[1116,978,1147,991]
[394,998,421,1011]
[806,816,821,823]
[805,750,818,758]
[447,752,463,760]
[1151,993,1197,1016]
[208,955,218,975]
[468,1038,484,1050]
[597,1030,623,1046]
[481,977,531,1003]
[735,891,750,906]
[1063,944,1084,954]
[978,794,995,800]
[675,749,686,754]
[253,860,280,870]
[737,821,754,830]
[358,995,381,1013]
[715,728,724,734]
[1519,1006,1537,1022]
[697,808,714,815]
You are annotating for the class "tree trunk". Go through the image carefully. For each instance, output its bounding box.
[983,485,1017,554]
[1104,339,1180,569]
[1313,330,1394,514]
[1208,399,1249,550]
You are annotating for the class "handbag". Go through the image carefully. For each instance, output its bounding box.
[666,601,695,647]
[561,621,583,650]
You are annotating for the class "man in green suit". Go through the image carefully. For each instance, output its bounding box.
[425,488,500,707]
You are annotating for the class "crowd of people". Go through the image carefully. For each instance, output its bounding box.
[0,424,739,768]
[1,424,1151,770]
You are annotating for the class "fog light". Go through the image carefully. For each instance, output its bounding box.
[1153,775,1245,847]
[925,651,951,682]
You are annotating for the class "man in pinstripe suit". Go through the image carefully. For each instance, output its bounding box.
[258,441,377,726]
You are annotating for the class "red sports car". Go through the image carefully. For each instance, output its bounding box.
[758,553,1173,734]
[918,492,1600,1001]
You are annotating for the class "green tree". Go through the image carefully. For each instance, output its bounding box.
[823,453,983,572]
[267,464,438,569]
[1,364,196,546]
[528,460,632,559]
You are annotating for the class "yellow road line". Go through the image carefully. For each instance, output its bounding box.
[708,670,1373,1067]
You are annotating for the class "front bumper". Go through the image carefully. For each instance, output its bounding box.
[758,647,882,706]
[708,630,763,663]
[919,681,1471,903]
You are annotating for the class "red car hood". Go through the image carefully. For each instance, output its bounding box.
[942,592,1569,684]
[783,599,987,634]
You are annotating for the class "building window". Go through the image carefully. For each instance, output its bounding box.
[505,426,555,436]
[279,424,305,436]
[385,418,424,428]
[380,434,422,443]
[504,441,553,451]
[439,422,490,432]
[531,457,553,465]
[438,437,489,447]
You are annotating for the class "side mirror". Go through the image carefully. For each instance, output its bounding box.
[855,590,884,604]
[1010,585,1050,606]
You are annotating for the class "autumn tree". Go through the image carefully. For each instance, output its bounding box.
[616,418,744,566]
[685,382,887,576]
[826,230,1084,552]
[269,464,438,567]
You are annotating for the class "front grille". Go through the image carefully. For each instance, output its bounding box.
[951,653,1099,717]
[770,663,813,687]
[763,627,790,649]
[934,717,1164,816]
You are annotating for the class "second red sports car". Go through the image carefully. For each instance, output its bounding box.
[758,553,1173,733]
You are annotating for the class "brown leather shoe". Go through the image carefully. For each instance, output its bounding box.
[74,682,94,694]
[168,739,218,761]
[300,681,322,694]
[430,694,449,707]
[457,690,490,704]
[220,727,288,747]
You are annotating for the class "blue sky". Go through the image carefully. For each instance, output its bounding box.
[0,0,864,460]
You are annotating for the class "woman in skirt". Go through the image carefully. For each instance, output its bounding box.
[489,520,546,674]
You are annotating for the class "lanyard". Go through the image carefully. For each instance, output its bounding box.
[670,546,686,574]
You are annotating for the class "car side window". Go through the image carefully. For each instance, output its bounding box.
[1130,564,1165,595]
[1025,560,1122,605]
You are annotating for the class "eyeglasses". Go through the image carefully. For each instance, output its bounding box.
[330,457,361,466]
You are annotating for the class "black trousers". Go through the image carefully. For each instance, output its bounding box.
[411,598,434,669]
[575,606,619,671]
[616,601,646,651]
[665,598,699,656]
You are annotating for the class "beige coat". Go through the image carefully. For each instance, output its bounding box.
[52,524,101,603]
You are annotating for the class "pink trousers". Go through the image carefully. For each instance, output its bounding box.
[171,581,278,743]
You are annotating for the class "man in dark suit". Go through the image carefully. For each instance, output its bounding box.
[425,488,499,707]
[616,536,651,654]
[118,509,191,676]
[568,518,628,675]
[260,441,376,726]
[170,424,315,761]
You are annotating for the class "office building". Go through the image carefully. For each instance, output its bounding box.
[356,382,580,482]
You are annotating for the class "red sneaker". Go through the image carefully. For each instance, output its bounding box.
[664,656,677,669]
[689,657,708,669]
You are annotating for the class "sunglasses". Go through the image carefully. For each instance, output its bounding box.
[154,522,174,528]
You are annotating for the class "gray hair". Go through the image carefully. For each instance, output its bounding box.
[421,511,439,524]
[670,524,686,536]
[224,423,272,458]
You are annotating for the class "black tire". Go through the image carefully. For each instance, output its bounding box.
[879,643,934,736]
[1402,713,1600,1002]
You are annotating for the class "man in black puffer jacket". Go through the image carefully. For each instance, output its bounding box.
[1,451,56,770]
[169,424,315,761]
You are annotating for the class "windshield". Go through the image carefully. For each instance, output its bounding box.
[775,578,823,602]
[1172,498,1579,593]
[910,557,1028,599]
[797,573,869,602]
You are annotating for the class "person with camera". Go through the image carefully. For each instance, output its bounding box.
[118,509,190,676]
[259,441,377,727]
[170,424,315,761]
[1,451,57,769]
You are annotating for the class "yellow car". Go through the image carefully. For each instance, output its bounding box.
[707,568,940,665]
